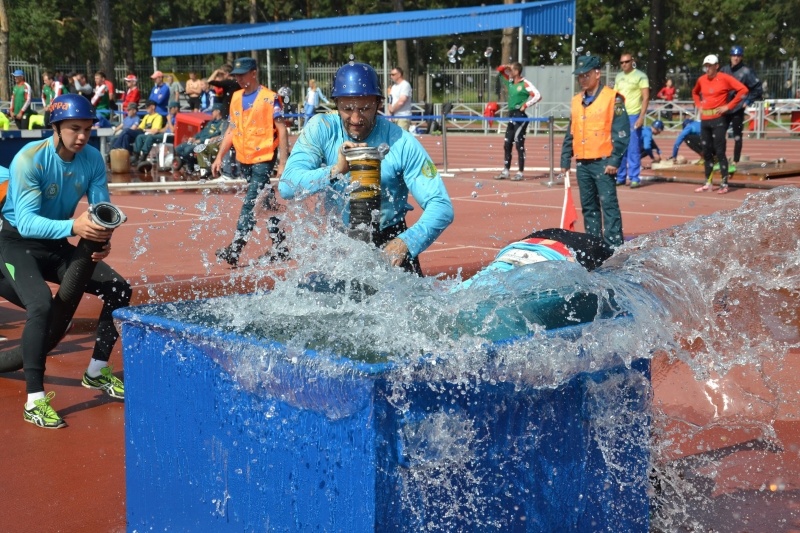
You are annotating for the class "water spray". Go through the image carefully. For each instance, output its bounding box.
[0,202,127,373]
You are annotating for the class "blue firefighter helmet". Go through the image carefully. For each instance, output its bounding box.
[652,120,664,131]
[731,45,744,57]
[49,94,98,124]
[331,62,382,98]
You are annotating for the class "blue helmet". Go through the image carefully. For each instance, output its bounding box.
[652,120,664,131]
[49,93,98,124]
[731,45,744,57]
[331,62,382,98]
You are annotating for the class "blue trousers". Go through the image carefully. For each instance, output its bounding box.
[617,115,642,184]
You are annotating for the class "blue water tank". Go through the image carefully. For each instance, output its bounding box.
[116,298,650,532]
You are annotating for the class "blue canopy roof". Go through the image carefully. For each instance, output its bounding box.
[151,1,575,57]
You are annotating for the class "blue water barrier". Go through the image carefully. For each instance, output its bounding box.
[116,298,650,532]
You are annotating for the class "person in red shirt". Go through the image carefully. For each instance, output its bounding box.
[691,54,748,195]
[656,79,676,101]
[121,74,141,110]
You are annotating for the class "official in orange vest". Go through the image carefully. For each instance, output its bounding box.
[560,55,630,248]
[211,57,289,266]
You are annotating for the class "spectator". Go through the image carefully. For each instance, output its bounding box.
[691,54,748,194]
[785,78,793,99]
[72,72,93,99]
[387,67,413,131]
[109,102,142,154]
[199,80,215,113]
[614,52,650,188]
[135,101,179,172]
[302,78,329,128]
[280,61,454,274]
[148,71,170,117]
[0,94,130,428]
[41,71,63,126]
[669,119,703,161]
[165,74,184,108]
[208,65,241,119]
[11,70,33,130]
[656,79,676,120]
[91,71,112,120]
[173,104,226,173]
[121,74,141,110]
[720,45,762,167]
[560,55,630,248]
[127,100,165,164]
[100,71,115,108]
[211,57,288,266]
[494,62,542,181]
[656,79,675,101]
[184,71,203,111]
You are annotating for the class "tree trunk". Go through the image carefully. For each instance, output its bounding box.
[122,16,134,72]
[392,0,410,98]
[95,0,114,82]
[648,0,666,91]
[500,0,516,63]
[0,0,8,101]
[250,0,257,61]
[225,0,234,64]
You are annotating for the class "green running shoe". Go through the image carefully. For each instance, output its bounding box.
[24,391,67,429]
[82,366,125,399]
[728,163,736,173]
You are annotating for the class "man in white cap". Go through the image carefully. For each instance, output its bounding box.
[691,54,748,195]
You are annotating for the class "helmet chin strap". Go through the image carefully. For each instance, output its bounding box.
[53,123,66,152]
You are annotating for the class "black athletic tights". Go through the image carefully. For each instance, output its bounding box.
[503,110,529,172]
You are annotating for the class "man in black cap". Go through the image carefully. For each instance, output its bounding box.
[720,45,762,168]
[211,57,289,265]
[560,56,630,248]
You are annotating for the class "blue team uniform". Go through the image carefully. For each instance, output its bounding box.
[640,126,661,159]
[279,114,454,259]
[1,137,109,239]
[672,121,702,159]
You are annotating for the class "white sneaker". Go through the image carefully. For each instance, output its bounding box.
[494,169,510,180]
[511,172,524,181]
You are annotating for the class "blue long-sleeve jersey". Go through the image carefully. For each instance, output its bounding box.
[279,113,454,258]
[640,126,661,159]
[1,136,109,239]
[672,121,701,159]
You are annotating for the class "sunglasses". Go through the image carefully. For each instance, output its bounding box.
[620,60,632,65]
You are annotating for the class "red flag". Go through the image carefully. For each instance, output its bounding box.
[560,171,578,231]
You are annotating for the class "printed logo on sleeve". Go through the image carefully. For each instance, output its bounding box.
[421,160,437,179]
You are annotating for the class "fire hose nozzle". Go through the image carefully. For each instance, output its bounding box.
[89,202,127,229]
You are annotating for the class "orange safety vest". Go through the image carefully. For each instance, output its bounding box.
[570,86,618,160]
[229,87,278,165]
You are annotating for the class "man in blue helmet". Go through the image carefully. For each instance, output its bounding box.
[720,45,762,169]
[0,93,131,429]
[279,61,454,275]
[640,120,664,165]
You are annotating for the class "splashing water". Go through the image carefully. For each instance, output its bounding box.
[141,187,800,529]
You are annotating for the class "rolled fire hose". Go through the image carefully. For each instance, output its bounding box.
[0,202,127,373]
[342,144,388,244]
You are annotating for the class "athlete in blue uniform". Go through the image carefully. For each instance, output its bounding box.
[279,62,454,274]
[0,94,130,429]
